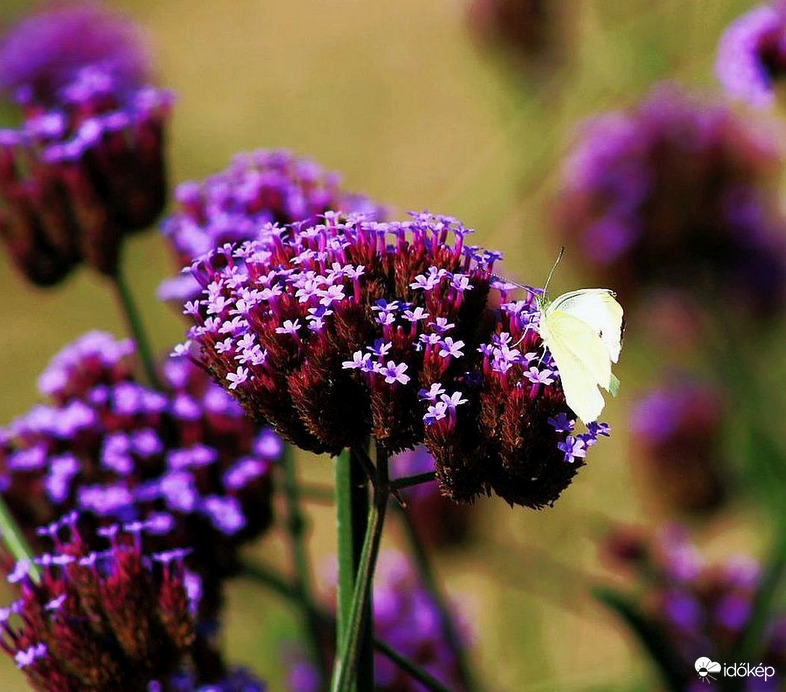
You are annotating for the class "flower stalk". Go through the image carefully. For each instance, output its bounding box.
[334,447,373,691]
[332,444,390,692]
[0,495,40,583]
[113,267,162,389]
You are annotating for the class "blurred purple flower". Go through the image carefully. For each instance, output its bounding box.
[0,1,151,104]
[602,525,786,678]
[158,149,386,304]
[716,2,786,106]
[558,83,786,317]
[0,5,171,285]
[467,0,566,74]
[0,332,280,584]
[630,377,727,514]
[162,667,267,692]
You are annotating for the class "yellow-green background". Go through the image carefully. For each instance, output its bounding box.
[0,1,768,690]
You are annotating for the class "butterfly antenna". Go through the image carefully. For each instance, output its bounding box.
[543,246,565,297]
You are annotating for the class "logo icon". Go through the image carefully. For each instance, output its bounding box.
[695,657,722,683]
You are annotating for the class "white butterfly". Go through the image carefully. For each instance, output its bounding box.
[537,288,624,424]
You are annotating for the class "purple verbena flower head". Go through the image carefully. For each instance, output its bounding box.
[0,1,151,105]
[0,512,195,691]
[558,82,786,317]
[158,149,386,303]
[630,376,727,514]
[0,6,171,285]
[716,2,786,106]
[0,332,279,586]
[180,212,611,508]
[602,524,786,677]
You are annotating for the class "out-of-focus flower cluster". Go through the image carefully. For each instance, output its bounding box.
[630,378,727,515]
[604,525,786,689]
[558,83,786,316]
[716,2,786,107]
[159,149,385,303]
[0,2,172,284]
[0,331,279,584]
[290,551,469,692]
[160,667,267,692]
[180,212,610,508]
[391,446,473,548]
[467,0,566,73]
[0,512,196,692]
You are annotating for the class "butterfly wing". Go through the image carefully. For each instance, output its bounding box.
[541,308,611,423]
[549,289,624,363]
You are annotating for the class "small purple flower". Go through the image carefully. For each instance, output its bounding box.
[377,361,411,385]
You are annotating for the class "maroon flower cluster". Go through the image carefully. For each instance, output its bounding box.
[0,331,279,581]
[0,3,172,284]
[603,525,786,681]
[159,148,385,303]
[0,513,196,692]
[180,212,610,508]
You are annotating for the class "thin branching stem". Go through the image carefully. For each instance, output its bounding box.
[240,558,452,692]
[396,503,478,691]
[112,268,162,389]
[391,471,436,491]
[281,445,329,677]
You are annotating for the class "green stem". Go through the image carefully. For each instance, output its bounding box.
[239,559,297,600]
[334,447,372,691]
[391,471,436,491]
[282,445,328,678]
[0,496,40,583]
[733,524,786,663]
[373,639,452,692]
[112,268,162,389]
[396,503,478,692]
[331,444,389,692]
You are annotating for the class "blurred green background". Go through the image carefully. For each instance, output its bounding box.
[0,1,768,690]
